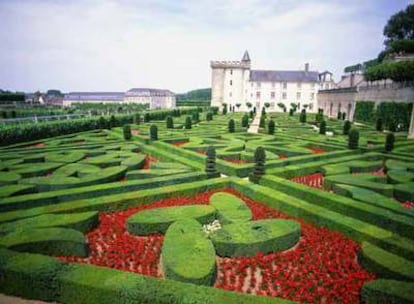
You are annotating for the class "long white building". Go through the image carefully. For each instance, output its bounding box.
[63,88,176,109]
[211,51,335,113]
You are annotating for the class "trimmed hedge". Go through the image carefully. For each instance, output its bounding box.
[359,242,414,281]
[162,219,216,285]
[0,227,88,257]
[0,211,99,235]
[210,219,300,257]
[361,279,414,304]
[127,205,217,235]
[209,192,252,224]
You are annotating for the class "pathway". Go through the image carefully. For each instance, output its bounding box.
[247,111,262,134]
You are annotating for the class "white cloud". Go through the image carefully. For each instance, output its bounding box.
[0,0,411,93]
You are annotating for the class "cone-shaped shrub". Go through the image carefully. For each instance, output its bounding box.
[192,111,199,122]
[123,124,132,140]
[261,107,266,116]
[337,112,342,119]
[206,112,213,121]
[319,120,326,135]
[228,119,235,133]
[249,110,254,119]
[98,116,107,129]
[185,116,192,129]
[342,112,346,120]
[343,120,351,135]
[241,114,249,128]
[249,146,266,183]
[259,116,266,128]
[315,109,323,123]
[150,124,158,140]
[289,109,294,116]
[222,105,227,115]
[385,132,395,152]
[110,115,118,128]
[268,119,275,135]
[299,109,306,123]
[166,116,174,129]
[144,113,151,123]
[133,113,141,125]
[376,118,383,131]
[348,129,359,149]
[205,146,219,178]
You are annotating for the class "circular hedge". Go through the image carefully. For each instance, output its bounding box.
[209,192,252,224]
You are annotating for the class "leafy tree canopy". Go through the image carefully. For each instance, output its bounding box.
[383,4,414,45]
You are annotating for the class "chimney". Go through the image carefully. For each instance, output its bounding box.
[305,63,309,72]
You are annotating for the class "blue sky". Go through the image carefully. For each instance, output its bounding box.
[0,0,412,93]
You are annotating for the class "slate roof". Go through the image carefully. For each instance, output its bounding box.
[241,50,251,62]
[64,92,125,101]
[250,70,319,82]
[126,88,175,97]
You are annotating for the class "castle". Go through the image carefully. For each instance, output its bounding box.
[210,51,334,113]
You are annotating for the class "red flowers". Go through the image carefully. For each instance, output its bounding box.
[223,158,249,165]
[143,156,158,170]
[309,147,326,154]
[291,173,324,190]
[402,201,414,209]
[171,141,188,147]
[57,189,375,303]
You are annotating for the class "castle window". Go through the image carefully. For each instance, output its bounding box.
[230,80,232,86]
[283,82,287,89]
[256,91,261,99]
[296,92,301,100]
[282,92,287,99]
[270,92,275,99]
[230,69,233,75]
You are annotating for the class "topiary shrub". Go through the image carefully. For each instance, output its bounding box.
[342,112,346,120]
[249,146,266,183]
[185,116,192,129]
[249,110,254,119]
[98,117,107,129]
[109,115,118,128]
[205,146,219,178]
[228,119,235,133]
[343,120,351,135]
[123,124,132,140]
[385,132,395,152]
[299,109,306,123]
[144,113,151,123]
[150,124,158,140]
[192,112,199,122]
[376,118,383,131]
[259,116,266,128]
[337,111,342,119]
[222,106,227,115]
[261,107,266,116]
[166,116,174,129]
[206,112,213,121]
[133,113,141,125]
[348,129,359,149]
[241,114,249,128]
[319,120,326,135]
[268,119,275,135]
[315,108,324,123]
[289,108,294,116]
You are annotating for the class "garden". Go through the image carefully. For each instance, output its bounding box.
[0,106,413,304]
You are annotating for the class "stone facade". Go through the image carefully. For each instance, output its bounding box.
[211,51,334,113]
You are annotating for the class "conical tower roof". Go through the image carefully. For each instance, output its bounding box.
[241,50,251,62]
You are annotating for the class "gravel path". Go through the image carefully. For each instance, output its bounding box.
[0,294,58,304]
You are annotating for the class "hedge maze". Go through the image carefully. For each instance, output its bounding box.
[0,109,414,303]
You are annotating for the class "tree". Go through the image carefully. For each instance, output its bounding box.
[264,102,270,109]
[315,108,324,123]
[249,110,254,119]
[383,4,414,46]
[133,113,141,125]
[249,146,266,183]
[259,116,266,128]
[385,132,395,152]
[348,129,359,149]
[192,111,199,122]
[376,118,383,131]
[235,103,241,110]
[98,116,107,129]
[299,109,306,123]
[268,119,275,135]
[144,113,151,122]
[337,111,342,120]
[342,112,346,120]
[241,114,249,128]
[289,108,294,116]
[110,115,118,128]
[205,146,219,178]
[185,116,192,129]
[123,124,132,140]
[290,103,298,112]
[277,102,286,112]
[246,102,253,109]
[343,120,351,135]
[150,124,158,140]
[206,112,213,121]
[166,116,174,129]
[319,120,326,135]
[228,119,235,133]
[261,107,266,116]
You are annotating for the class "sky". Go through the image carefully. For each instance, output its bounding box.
[0,0,412,94]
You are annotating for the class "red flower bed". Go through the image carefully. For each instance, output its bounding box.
[402,201,414,209]
[25,142,45,149]
[291,173,325,190]
[224,158,249,165]
[310,147,326,154]
[278,154,288,159]
[143,155,159,170]
[197,150,206,155]
[57,189,375,303]
[171,141,188,147]
[131,129,140,135]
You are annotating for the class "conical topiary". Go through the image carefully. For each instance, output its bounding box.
[185,116,192,129]
[343,120,351,135]
[166,116,174,129]
[249,146,266,183]
[205,146,219,178]
[268,119,275,135]
[123,124,132,140]
[228,119,235,133]
[385,132,395,152]
[150,124,158,140]
[319,120,326,135]
[348,129,359,149]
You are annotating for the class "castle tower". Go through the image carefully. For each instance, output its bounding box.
[210,51,251,109]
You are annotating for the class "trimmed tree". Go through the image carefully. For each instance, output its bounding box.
[150,124,158,140]
[249,146,266,183]
[192,111,199,122]
[133,113,141,125]
[241,114,249,128]
[299,109,306,123]
[342,112,346,120]
[348,129,359,149]
[376,118,383,131]
[337,111,342,119]
[268,119,275,135]
[319,120,327,135]
[185,116,192,129]
[249,110,254,119]
[205,146,219,178]
[110,115,118,128]
[259,116,266,128]
[289,108,294,116]
[166,116,174,129]
[343,120,351,135]
[228,119,235,133]
[123,124,132,140]
[385,132,395,152]
[206,112,213,121]
[144,113,151,123]
[98,116,107,129]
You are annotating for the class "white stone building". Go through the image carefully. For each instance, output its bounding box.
[211,51,334,113]
[63,88,176,109]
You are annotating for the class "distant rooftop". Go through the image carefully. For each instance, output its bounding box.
[64,92,124,101]
[250,70,319,82]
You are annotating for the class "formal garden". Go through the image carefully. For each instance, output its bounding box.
[0,105,413,304]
